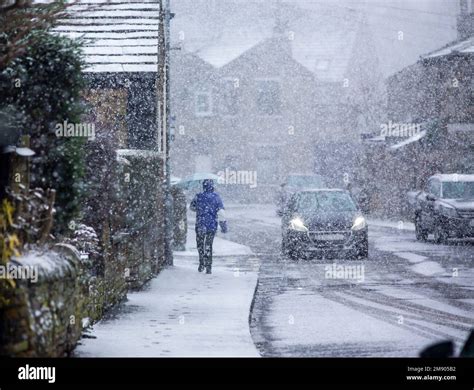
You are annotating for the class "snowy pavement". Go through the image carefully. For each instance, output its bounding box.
[74,227,260,357]
[367,218,415,232]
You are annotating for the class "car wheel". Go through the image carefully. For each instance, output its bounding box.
[415,215,428,241]
[287,249,301,261]
[283,241,302,260]
[355,239,368,259]
[434,225,448,244]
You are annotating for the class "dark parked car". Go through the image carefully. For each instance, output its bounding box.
[281,189,368,259]
[407,174,474,243]
[420,328,474,358]
[276,174,327,216]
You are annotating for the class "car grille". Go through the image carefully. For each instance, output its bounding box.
[308,230,351,248]
[458,210,474,219]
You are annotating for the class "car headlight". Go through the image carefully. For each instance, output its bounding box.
[289,217,308,232]
[440,205,458,218]
[352,216,367,231]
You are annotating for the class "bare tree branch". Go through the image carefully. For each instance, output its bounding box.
[0,1,111,69]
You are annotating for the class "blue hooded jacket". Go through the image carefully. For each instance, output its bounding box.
[190,180,224,233]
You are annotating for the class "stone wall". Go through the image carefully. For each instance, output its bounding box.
[0,245,83,357]
[0,149,168,357]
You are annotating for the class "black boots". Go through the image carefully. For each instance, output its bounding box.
[198,263,211,274]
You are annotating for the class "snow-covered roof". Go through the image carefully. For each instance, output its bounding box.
[54,0,364,80]
[432,174,474,182]
[53,0,160,73]
[424,37,474,59]
[190,25,274,69]
[171,3,361,82]
[299,188,347,193]
[389,130,427,150]
[290,13,360,82]
[116,148,163,159]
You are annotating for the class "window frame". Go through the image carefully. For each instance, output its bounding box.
[255,77,283,117]
[426,179,441,197]
[194,90,213,117]
[220,77,239,117]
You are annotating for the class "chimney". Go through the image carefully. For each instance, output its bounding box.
[272,0,292,57]
[457,0,474,39]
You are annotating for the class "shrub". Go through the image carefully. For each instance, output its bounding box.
[0,29,87,234]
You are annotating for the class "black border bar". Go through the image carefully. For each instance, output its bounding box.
[0,358,473,387]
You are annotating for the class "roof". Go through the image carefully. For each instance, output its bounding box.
[432,174,474,182]
[389,130,427,150]
[288,173,326,177]
[424,37,474,59]
[291,11,361,82]
[171,3,362,82]
[54,1,365,80]
[298,188,347,193]
[53,0,160,73]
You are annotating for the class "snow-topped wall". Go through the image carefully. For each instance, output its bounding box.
[0,246,85,357]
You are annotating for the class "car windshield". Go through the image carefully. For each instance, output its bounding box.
[442,181,474,199]
[297,192,357,213]
[287,175,325,188]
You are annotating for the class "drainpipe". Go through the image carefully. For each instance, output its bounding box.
[164,0,173,266]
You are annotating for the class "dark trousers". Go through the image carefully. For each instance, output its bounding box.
[196,230,215,269]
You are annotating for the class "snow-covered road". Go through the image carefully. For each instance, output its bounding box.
[224,203,474,357]
[74,203,473,357]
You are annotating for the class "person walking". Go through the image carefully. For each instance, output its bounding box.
[190,179,227,274]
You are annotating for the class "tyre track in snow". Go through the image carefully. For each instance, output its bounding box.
[226,206,474,356]
[317,288,470,344]
[338,286,473,328]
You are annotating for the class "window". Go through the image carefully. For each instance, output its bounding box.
[256,79,282,115]
[220,79,239,116]
[427,179,441,197]
[442,181,474,199]
[287,175,327,188]
[257,145,279,183]
[297,192,357,213]
[195,91,213,116]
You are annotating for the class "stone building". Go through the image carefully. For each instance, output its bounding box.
[170,3,383,201]
[361,0,474,217]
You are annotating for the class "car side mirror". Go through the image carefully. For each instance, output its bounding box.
[426,194,436,201]
[419,340,454,358]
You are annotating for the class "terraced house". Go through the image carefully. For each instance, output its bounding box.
[54,0,162,149]
[169,1,384,201]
